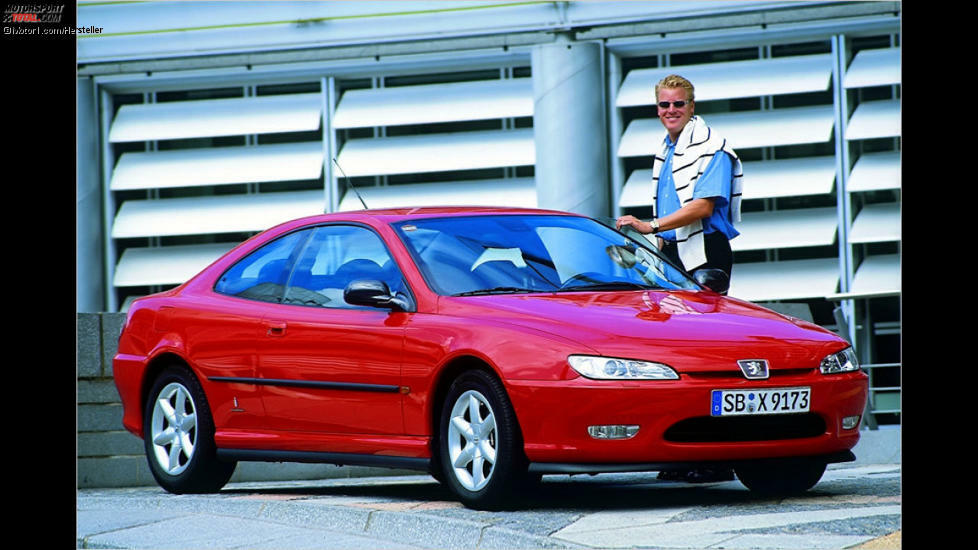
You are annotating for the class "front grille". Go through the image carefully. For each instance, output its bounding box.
[684,368,815,380]
[663,413,826,443]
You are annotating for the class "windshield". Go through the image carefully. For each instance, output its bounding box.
[393,214,700,296]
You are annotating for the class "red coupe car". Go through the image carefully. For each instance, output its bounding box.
[113,207,868,509]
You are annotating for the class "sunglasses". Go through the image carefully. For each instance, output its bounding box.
[657,100,690,109]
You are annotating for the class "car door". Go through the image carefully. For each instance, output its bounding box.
[200,227,314,431]
[256,223,410,435]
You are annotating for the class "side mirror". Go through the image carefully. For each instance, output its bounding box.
[344,279,413,312]
[693,268,730,295]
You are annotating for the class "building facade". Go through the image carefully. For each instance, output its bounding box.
[76,0,901,424]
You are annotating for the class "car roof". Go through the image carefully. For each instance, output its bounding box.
[291,206,585,224]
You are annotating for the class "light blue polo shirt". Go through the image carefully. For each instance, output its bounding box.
[655,137,740,243]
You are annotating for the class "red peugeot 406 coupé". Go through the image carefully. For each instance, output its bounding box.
[113,207,868,509]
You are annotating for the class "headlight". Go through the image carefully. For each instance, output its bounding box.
[568,355,679,380]
[819,347,859,374]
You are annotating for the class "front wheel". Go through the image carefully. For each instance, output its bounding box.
[439,370,527,510]
[144,366,236,493]
[735,458,826,495]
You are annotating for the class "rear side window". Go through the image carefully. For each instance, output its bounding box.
[214,224,408,309]
[214,230,311,302]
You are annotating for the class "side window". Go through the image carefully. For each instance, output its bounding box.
[282,225,406,309]
[214,230,310,303]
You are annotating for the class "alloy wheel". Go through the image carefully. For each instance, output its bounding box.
[447,390,498,491]
[149,382,198,476]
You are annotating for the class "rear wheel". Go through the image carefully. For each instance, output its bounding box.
[735,458,826,495]
[439,370,526,510]
[144,366,236,493]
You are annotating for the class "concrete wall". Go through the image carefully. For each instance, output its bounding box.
[76,312,417,488]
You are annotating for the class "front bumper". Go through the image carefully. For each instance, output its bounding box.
[507,370,868,465]
[528,450,856,474]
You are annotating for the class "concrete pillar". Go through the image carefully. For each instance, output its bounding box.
[530,34,610,218]
[77,77,105,312]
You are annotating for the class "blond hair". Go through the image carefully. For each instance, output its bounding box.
[655,74,695,102]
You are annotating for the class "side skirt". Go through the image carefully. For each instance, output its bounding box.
[216,448,431,472]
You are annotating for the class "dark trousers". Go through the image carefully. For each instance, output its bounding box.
[660,231,733,276]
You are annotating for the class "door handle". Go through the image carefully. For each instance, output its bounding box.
[265,320,287,337]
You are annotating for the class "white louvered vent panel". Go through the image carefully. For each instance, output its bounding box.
[334,78,533,128]
[617,54,832,107]
[846,99,900,141]
[849,202,900,244]
[617,105,835,158]
[829,254,901,300]
[728,258,840,302]
[733,208,838,252]
[108,93,322,142]
[336,128,535,178]
[850,254,900,296]
[112,191,325,238]
[848,150,900,192]
[110,141,324,191]
[843,48,900,89]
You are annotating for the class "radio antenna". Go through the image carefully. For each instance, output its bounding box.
[332,158,369,210]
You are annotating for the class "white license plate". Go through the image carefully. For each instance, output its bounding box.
[710,387,811,416]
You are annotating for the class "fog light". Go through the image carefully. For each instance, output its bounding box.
[588,425,639,439]
[842,415,861,430]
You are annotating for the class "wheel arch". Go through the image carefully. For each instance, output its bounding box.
[427,355,526,473]
[140,352,198,424]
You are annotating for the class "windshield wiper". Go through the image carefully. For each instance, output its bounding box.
[556,281,656,292]
[452,287,542,296]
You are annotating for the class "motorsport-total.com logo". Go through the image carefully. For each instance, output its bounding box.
[4,3,64,23]
[3,3,103,35]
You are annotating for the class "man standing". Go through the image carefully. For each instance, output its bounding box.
[616,74,743,282]
[616,74,744,484]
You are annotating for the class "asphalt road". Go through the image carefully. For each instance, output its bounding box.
[77,462,900,549]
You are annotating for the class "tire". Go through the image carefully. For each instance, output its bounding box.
[143,365,236,493]
[735,458,826,495]
[438,370,527,510]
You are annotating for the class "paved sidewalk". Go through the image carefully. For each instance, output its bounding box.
[78,463,901,549]
[77,429,901,549]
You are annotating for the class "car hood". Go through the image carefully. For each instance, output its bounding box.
[439,290,846,372]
